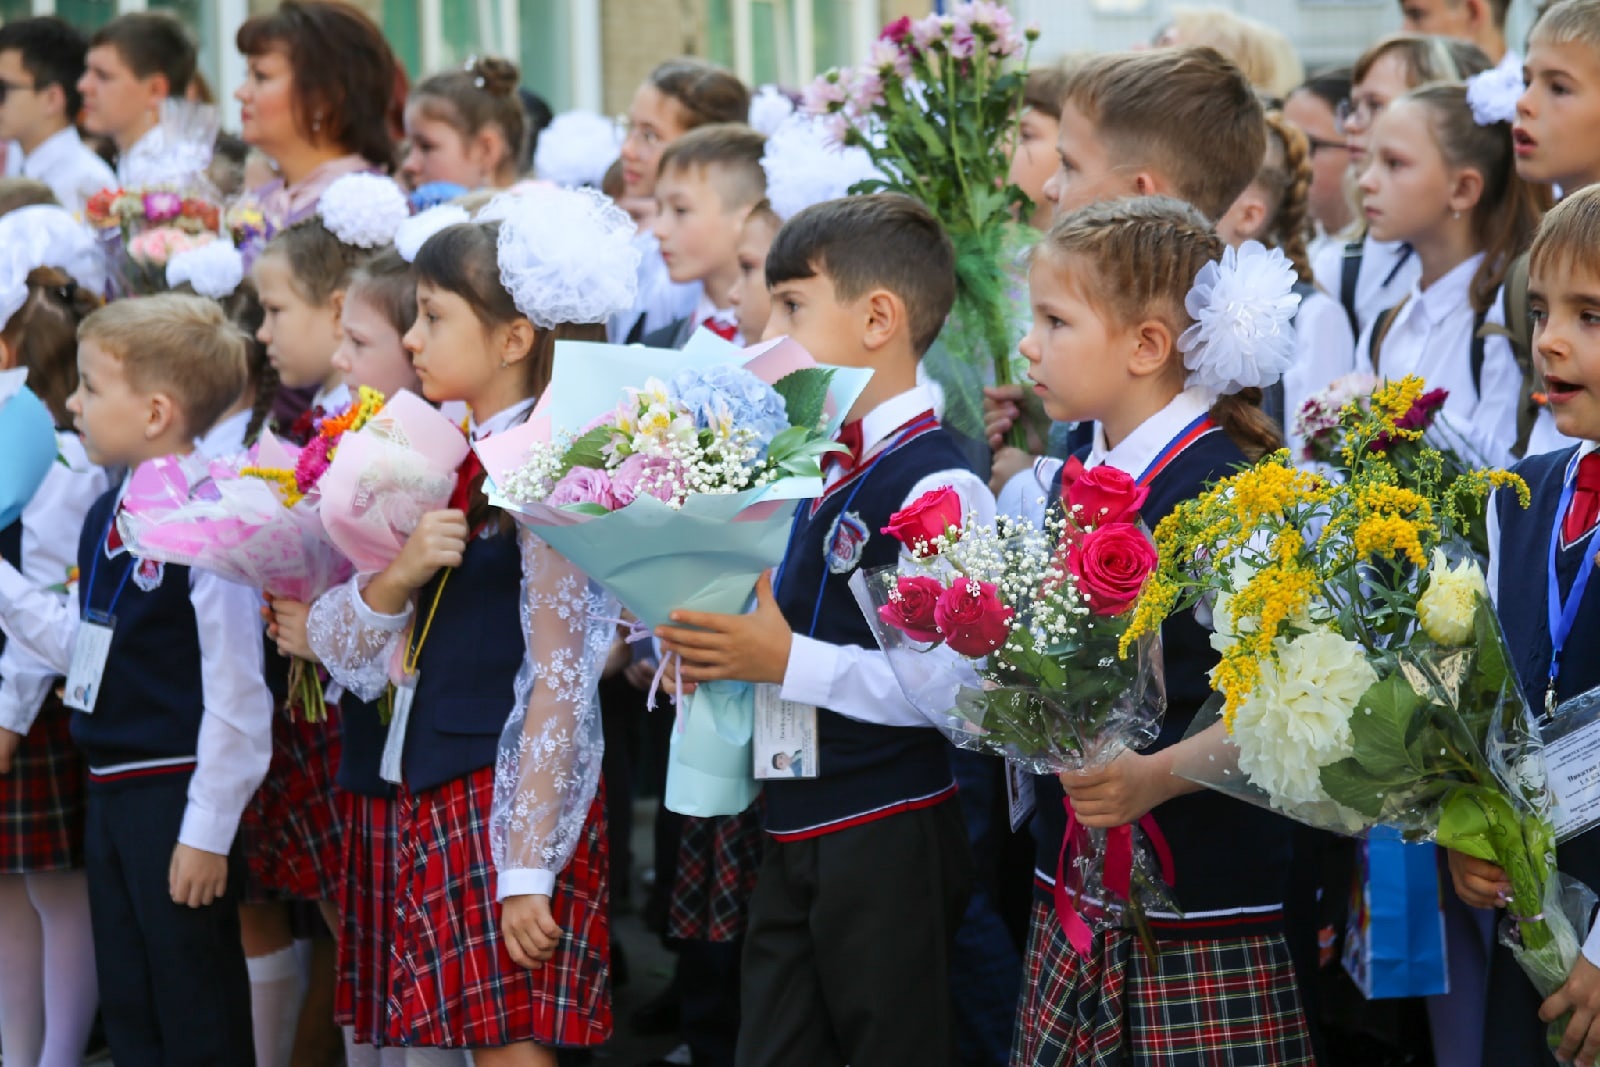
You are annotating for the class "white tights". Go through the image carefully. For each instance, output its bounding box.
[340,1032,472,1067]
[0,870,98,1067]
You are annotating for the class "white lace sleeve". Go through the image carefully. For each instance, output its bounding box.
[492,527,617,900]
[305,575,412,702]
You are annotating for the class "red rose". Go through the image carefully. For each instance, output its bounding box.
[881,485,963,557]
[877,575,945,643]
[933,578,1014,657]
[85,188,117,224]
[1064,464,1148,530]
[880,15,912,44]
[1066,524,1158,615]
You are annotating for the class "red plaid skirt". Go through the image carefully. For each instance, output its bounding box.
[0,702,85,873]
[334,789,396,1045]
[387,767,611,1049]
[667,801,765,943]
[1011,900,1313,1067]
[239,703,344,902]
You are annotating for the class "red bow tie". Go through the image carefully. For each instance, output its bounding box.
[701,314,739,342]
[1564,451,1600,544]
[1059,456,1087,500]
[827,420,866,474]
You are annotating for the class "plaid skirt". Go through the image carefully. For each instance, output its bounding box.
[667,800,765,943]
[0,701,85,873]
[1011,900,1314,1067]
[334,789,396,1045]
[239,702,345,902]
[387,766,611,1049]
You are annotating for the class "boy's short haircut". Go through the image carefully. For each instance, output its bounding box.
[1532,0,1600,50]
[0,17,90,118]
[766,193,955,357]
[79,293,247,438]
[0,178,57,216]
[1059,46,1266,221]
[1530,183,1600,284]
[89,12,195,97]
[657,123,768,210]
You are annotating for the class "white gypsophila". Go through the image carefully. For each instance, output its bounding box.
[748,85,797,137]
[762,115,886,221]
[1231,628,1375,809]
[533,111,624,189]
[166,239,245,298]
[1179,240,1301,395]
[318,173,411,249]
[395,204,471,263]
[1417,548,1489,646]
[486,186,641,329]
[1467,65,1524,127]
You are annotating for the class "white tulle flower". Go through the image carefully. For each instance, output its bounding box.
[1417,549,1488,646]
[0,248,29,333]
[1179,240,1301,395]
[395,204,470,263]
[166,239,245,298]
[0,204,105,295]
[533,110,624,189]
[747,85,796,137]
[1467,65,1523,126]
[1231,628,1375,809]
[318,173,411,249]
[762,115,885,221]
[487,186,641,328]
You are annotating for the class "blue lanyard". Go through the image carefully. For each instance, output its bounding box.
[85,508,136,621]
[1545,450,1599,716]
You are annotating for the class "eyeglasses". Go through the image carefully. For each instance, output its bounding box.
[615,117,663,150]
[0,78,39,104]
[1307,135,1350,156]
[1335,95,1387,132]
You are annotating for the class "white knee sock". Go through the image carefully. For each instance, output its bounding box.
[341,1028,410,1067]
[403,1046,472,1066]
[0,874,45,1067]
[25,870,97,1067]
[247,945,301,1067]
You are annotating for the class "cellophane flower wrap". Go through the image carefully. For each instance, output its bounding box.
[861,472,1173,952]
[86,186,225,297]
[474,330,872,818]
[802,3,1038,446]
[1129,375,1587,1042]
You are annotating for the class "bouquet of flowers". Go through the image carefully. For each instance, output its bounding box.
[476,330,872,817]
[1128,375,1588,1040]
[863,468,1171,951]
[85,187,224,297]
[802,2,1038,446]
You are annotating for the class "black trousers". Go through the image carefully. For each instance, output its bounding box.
[85,775,254,1067]
[736,799,974,1067]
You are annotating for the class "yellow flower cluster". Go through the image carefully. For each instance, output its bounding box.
[241,465,304,506]
[321,385,385,439]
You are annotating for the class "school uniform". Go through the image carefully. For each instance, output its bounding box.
[1481,442,1600,1065]
[642,293,744,350]
[1311,233,1420,338]
[1282,287,1357,462]
[609,230,702,344]
[736,384,992,1067]
[1001,388,1311,1067]
[19,127,115,218]
[0,477,273,1063]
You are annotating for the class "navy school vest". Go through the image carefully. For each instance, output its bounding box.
[0,519,19,668]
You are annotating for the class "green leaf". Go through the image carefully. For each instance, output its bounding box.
[1348,674,1423,779]
[772,367,836,433]
[558,501,611,517]
[1435,788,1506,861]
[558,425,613,475]
[1471,595,1511,700]
[1318,758,1392,819]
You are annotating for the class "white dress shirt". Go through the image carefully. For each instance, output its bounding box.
[194,408,252,458]
[21,127,115,217]
[609,230,701,343]
[777,385,996,728]
[0,470,274,856]
[0,435,110,734]
[1312,234,1421,337]
[1284,288,1359,462]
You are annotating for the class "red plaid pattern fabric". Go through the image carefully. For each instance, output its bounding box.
[386,767,612,1049]
[1011,900,1314,1067]
[239,702,345,902]
[667,802,765,943]
[334,790,397,1045]
[0,701,85,873]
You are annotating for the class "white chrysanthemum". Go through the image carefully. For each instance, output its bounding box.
[395,204,470,263]
[533,111,623,189]
[318,173,411,249]
[748,85,796,137]
[1231,629,1375,808]
[1467,65,1523,127]
[486,186,641,328]
[166,239,245,298]
[1417,548,1488,646]
[1179,241,1301,395]
[762,115,885,221]
[0,204,105,295]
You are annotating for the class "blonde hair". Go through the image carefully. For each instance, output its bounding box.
[1531,0,1600,52]
[0,178,57,216]
[657,122,768,210]
[1164,7,1305,100]
[78,293,247,438]
[1352,32,1491,87]
[1529,182,1600,283]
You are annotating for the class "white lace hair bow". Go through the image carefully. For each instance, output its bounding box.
[1178,241,1301,396]
[480,186,641,329]
[762,115,885,221]
[1467,65,1523,126]
[318,173,411,249]
[533,111,623,189]
[395,204,471,263]
[166,239,245,299]
[0,205,108,330]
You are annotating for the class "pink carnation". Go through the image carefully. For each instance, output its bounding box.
[143,191,183,222]
[547,466,618,510]
[611,453,685,507]
[294,435,333,494]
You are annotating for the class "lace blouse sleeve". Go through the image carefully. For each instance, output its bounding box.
[491,527,617,900]
[306,575,411,702]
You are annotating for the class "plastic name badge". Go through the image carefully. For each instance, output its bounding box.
[752,684,818,780]
[63,614,115,713]
[1543,686,1600,844]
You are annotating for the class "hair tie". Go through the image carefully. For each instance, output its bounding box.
[318,173,411,249]
[1178,241,1301,396]
[478,186,640,328]
[395,204,471,263]
[1466,66,1522,127]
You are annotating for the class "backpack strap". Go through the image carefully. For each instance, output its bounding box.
[1469,306,1488,398]
[1474,251,1538,457]
[1338,240,1364,337]
[1367,297,1408,375]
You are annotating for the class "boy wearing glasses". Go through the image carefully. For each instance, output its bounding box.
[0,17,114,217]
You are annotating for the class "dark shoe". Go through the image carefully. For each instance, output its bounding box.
[631,979,681,1035]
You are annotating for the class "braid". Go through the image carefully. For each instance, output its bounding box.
[245,344,279,444]
[1263,111,1315,284]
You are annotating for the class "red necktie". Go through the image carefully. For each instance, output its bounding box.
[1059,456,1086,500]
[106,515,124,553]
[448,448,484,515]
[701,314,739,342]
[1564,451,1600,544]
[827,420,865,473]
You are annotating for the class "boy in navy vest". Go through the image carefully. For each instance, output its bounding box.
[0,293,272,1062]
[1447,185,1600,1064]
[656,193,995,1067]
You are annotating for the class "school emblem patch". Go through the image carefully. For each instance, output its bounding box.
[824,511,869,575]
[131,558,165,592]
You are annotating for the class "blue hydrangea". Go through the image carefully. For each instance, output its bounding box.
[667,364,791,451]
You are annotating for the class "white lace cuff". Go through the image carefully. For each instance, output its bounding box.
[496,866,556,901]
[349,579,413,631]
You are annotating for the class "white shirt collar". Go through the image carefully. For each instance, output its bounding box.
[1408,252,1483,328]
[194,408,251,458]
[1086,386,1214,478]
[471,397,536,442]
[855,385,938,456]
[20,127,85,179]
[312,382,351,411]
[116,126,162,183]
